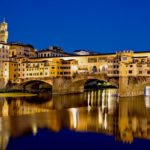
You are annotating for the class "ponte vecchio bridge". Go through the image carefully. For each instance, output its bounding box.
[4,50,150,97]
[8,73,150,97]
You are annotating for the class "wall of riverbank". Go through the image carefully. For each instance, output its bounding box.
[0,78,6,89]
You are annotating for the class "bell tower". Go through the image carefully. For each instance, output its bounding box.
[0,18,8,43]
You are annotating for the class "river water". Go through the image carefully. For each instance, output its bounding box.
[1,89,150,150]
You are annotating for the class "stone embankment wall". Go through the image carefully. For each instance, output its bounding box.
[0,78,6,89]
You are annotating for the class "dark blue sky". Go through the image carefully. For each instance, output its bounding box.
[0,0,150,53]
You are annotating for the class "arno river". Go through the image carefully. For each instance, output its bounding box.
[1,89,150,150]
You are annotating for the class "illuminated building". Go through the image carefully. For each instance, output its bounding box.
[8,42,37,58]
[3,57,78,84]
[4,49,150,84]
[4,60,19,83]
[0,43,9,78]
[0,18,8,44]
[74,49,100,56]
[38,46,72,58]
[2,19,150,97]
[0,19,9,80]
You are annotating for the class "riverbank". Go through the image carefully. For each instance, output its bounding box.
[0,89,23,93]
[0,93,37,97]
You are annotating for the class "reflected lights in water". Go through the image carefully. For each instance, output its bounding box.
[98,108,102,125]
[1,89,150,150]
[70,108,78,129]
[145,96,150,108]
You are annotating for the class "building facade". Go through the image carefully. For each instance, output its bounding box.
[8,42,37,58]
[74,49,100,56]
[3,57,78,83]
[4,50,150,84]
[0,43,9,78]
[38,46,72,58]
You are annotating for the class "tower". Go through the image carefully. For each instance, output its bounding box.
[0,18,8,43]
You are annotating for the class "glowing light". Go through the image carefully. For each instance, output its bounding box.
[71,108,77,129]
[145,86,150,96]
[88,92,90,107]
[108,91,111,110]
[72,66,78,71]
[102,91,105,111]
[145,96,150,108]
[2,100,8,117]
[104,114,107,129]
[32,124,37,136]
[98,108,102,124]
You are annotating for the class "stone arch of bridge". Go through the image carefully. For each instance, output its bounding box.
[20,80,53,92]
[66,76,118,93]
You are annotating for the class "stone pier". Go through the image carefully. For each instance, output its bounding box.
[119,76,149,97]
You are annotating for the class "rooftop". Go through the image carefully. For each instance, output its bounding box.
[8,42,34,49]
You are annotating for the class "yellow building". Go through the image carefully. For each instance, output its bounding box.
[25,61,50,78]
[3,60,19,83]
[3,57,78,83]
[9,42,37,58]
[24,58,78,79]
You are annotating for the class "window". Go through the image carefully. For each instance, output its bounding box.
[130,65,133,67]
[123,57,127,61]
[129,70,132,74]
[137,64,142,67]
[88,58,97,63]
[147,71,150,74]
[139,71,142,74]
[99,58,106,62]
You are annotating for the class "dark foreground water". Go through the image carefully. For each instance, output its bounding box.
[1,89,150,150]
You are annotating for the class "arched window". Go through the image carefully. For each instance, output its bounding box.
[92,66,97,73]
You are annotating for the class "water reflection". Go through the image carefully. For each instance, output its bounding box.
[0,89,150,149]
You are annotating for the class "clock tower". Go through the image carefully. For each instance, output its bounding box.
[0,18,8,43]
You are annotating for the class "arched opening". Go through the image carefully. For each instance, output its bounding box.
[92,66,97,73]
[84,79,117,90]
[22,80,52,93]
[99,65,107,73]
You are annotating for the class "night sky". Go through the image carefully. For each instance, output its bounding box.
[0,0,150,53]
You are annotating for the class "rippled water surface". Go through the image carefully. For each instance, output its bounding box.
[1,89,150,150]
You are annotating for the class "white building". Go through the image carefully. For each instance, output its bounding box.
[0,43,9,78]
